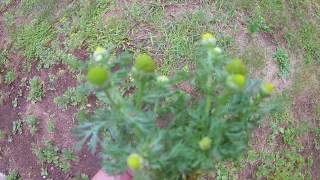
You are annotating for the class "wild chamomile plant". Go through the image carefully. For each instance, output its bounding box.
[76,34,275,180]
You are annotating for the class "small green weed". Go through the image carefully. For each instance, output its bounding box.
[32,141,78,174]
[5,70,16,85]
[7,170,21,180]
[0,129,4,141]
[12,120,23,135]
[47,117,56,133]
[11,97,18,108]
[281,122,309,150]
[273,48,290,77]
[22,61,32,73]
[0,91,4,106]
[3,12,14,27]
[314,128,320,150]
[72,173,89,180]
[63,149,79,162]
[35,46,59,70]
[25,116,39,136]
[40,167,49,179]
[27,76,45,103]
[315,104,320,119]
[247,15,270,34]
[215,162,238,180]
[32,141,60,166]
[0,50,8,70]
[256,150,308,179]
[54,86,89,111]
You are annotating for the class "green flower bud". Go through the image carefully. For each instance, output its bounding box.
[226,59,247,75]
[201,33,216,45]
[226,74,246,90]
[134,53,156,73]
[199,137,212,150]
[202,33,215,41]
[127,153,143,170]
[87,66,109,86]
[261,82,273,95]
[93,47,107,62]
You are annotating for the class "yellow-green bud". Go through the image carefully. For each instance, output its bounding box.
[134,53,156,73]
[226,74,246,90]
[226,59,247,75]
[87,66,109,86]
[261,82,273,95]
[93,47,107,61]
[199,137,212,150]
[201,33,216,45]
[127,153,143,170]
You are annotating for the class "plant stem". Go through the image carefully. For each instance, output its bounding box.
[205,95,212,116]
[105,90,118,108]
[136,80,145,109]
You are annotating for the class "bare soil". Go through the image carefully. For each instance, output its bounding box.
[0,2,100,179]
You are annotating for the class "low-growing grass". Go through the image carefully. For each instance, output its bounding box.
[0,50,8,70]
[72,173,89,180]
[6,169,21,180]
[4,70,15,85]
[32,140,79,173]
[273,48,290,78]
[0,129,4,141]
[25,116,39,136]
[247,15,270,35]
[47,117,56,133]
[0,91,4,106]
[53,86,89,111]
[256,150,311,179]
[12,120,23,135]
[11,20,56,60]
[27,76,45,103]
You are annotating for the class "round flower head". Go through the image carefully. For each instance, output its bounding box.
[87,66,109,86]
[261,82,273,95]
[134,53,156,73]
[226,59,247,75]
[127,153,143,170]
[93,47,107,62]
[226,74,246,90]
[201,33,216,45]
[199,137,212,150]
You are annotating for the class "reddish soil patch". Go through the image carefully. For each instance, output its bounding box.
[0,61,101,179]
[0,5,100,179]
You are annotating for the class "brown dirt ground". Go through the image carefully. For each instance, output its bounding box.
[0,1,100,180]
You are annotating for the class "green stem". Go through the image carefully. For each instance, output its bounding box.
[205,95,212,116]
[136,80,145,109]
[105,90,118,108]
